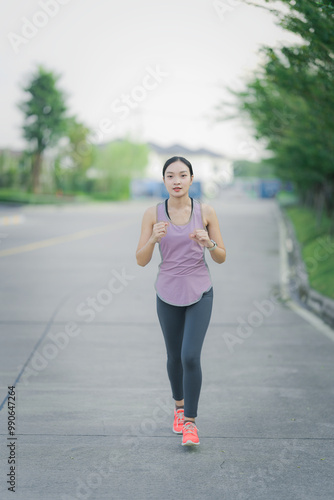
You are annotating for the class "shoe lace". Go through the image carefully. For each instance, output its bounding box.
[183,422,197,434]
[176,410,184,425]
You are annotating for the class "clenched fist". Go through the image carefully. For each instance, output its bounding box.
[151,222,169,243]
[189,229,212,247]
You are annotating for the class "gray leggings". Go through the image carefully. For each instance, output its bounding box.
[156,287,213,418]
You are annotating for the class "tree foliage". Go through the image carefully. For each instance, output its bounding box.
[93,138,149,199]
[18,65,68,192]
[14,66,150,200]
[221,0,334,225]
[54,116,95,192]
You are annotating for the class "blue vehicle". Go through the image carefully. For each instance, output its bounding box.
[258,179,281,198]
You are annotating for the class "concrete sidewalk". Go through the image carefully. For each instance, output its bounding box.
[0,189,333,499]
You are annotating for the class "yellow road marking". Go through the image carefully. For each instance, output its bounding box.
[0,218,135,258]
[0,215,24,226]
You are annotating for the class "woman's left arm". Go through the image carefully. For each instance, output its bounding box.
[204,204,226,263]
[189,204,226,264]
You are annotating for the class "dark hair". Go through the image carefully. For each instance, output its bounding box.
[162,156,193,178]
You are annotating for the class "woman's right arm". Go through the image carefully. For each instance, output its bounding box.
[135,206,169,267]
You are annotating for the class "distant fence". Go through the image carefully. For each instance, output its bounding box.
[130,179,202,199]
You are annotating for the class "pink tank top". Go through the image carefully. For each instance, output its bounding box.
[154,197,213,306]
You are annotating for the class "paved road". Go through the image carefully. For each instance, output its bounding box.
[0,187,333,500]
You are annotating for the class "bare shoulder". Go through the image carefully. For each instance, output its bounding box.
[200,201,225,249]
[201,202,215,215]
[200,202,216,226]
[143,205,157,224]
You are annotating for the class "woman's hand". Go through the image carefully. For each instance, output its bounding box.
[151,222,169,243]
[189,229,213,248]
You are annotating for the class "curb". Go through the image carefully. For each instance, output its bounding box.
[276,202,334,329]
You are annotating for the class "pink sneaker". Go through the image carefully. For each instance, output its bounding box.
[173,408,184,434]
[182,421,200,446]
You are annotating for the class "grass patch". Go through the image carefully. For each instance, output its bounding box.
[0,189,75,204]
[276,190,299,207]
[0,189,128,204]
[283,205,334,300]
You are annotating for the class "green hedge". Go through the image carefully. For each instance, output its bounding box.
[0,188,129,204]
[284,205,334,300]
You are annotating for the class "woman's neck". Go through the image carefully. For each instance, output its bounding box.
[168,194,192,210]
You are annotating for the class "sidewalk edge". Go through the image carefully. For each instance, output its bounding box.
[274,202,334,342]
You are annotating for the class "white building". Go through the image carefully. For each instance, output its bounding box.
[146,142,233,197]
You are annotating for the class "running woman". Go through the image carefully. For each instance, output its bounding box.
[136,156,226,446]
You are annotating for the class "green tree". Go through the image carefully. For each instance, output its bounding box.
[55,116,95,192]
[0,150,21,188]
[93,138,149,199]
[233,159,275,178]
[18,65,68,193]
[219,0,334,224]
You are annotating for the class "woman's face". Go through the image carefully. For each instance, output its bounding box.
[163,161,193,197]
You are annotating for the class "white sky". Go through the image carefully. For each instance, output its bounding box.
[0,0,301,160]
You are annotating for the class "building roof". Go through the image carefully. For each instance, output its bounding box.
[97,139,223,158]
[147,141,223,158]
[0,148,22,158]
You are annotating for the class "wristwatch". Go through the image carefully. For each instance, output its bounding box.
[207,239,217,251]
